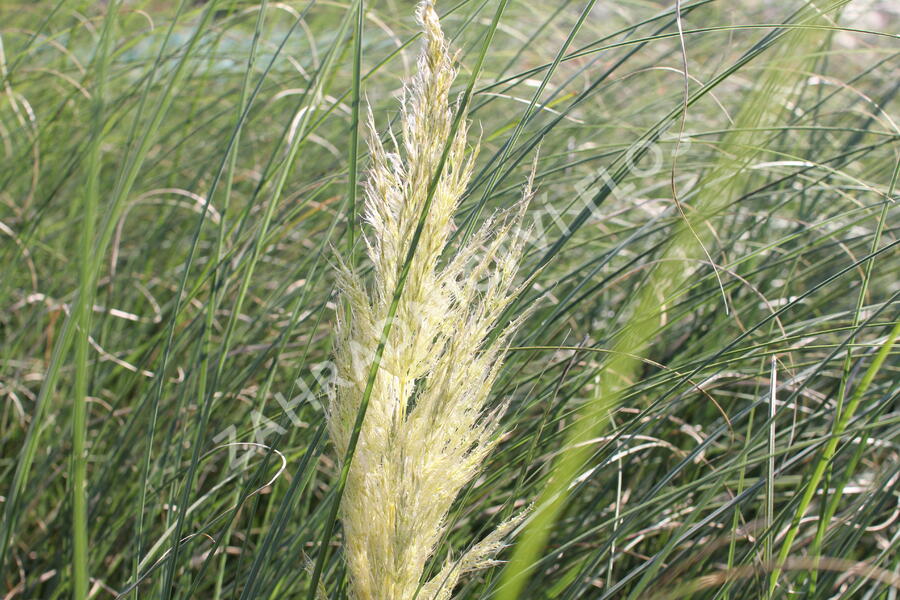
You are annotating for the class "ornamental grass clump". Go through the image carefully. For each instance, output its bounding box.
[326,3,533,599]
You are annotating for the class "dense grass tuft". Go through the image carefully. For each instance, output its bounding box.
[0,0,897,599]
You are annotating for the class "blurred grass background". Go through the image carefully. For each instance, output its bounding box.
[0,0,897,598]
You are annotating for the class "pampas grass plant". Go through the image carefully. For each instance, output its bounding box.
[1,0,897,599]
[327,4,532,599]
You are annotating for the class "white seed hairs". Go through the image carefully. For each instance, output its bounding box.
[327,3,534,600]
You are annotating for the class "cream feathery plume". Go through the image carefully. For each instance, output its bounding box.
[327,3,534,599]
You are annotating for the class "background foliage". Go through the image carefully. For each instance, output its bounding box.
[0,0,897,598]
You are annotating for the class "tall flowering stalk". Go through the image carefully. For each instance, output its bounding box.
[327,3,533,599]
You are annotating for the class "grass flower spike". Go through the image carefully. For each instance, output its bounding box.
[327,3,533,599]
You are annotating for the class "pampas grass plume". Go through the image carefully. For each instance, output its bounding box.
[327,2,533,599]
